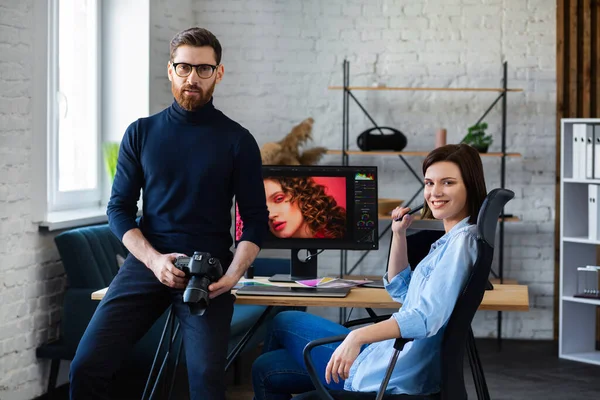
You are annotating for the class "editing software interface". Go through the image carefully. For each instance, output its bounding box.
[235,165,379,251]
[353,170,378,245]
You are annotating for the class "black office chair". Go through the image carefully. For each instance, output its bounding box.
[300,188,515,400]
[406,230,445,270]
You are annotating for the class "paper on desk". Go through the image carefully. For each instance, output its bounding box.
[295,278,322,287]
[296,277,372,288]
[318,278,373,288]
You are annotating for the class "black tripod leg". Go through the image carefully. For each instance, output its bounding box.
[167,334,184,400]
[142,308,173,400]
[161,314,177,398]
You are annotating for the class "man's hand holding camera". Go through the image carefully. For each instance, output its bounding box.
[148,253,189,289]
[208,274,238,299]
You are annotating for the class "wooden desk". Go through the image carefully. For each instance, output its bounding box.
[91,278,528,400]
[92,278,529,312]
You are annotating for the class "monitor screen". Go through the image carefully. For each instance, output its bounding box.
[234,165,379,282]
[235,165,379,251]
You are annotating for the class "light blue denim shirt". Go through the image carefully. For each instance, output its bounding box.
[345,217,478,395]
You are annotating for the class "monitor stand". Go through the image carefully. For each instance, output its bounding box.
[268,249,318,283]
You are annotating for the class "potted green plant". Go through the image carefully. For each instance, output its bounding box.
[103,142,120,183]
[461,122,493,153]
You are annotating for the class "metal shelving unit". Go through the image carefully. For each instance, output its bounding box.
[332,60,522,345]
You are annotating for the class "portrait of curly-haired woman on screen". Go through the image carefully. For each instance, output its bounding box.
[264,177,346,239]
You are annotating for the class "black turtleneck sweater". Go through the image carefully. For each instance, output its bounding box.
[107,99,268,263]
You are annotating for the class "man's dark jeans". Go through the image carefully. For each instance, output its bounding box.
[69,255,234,400]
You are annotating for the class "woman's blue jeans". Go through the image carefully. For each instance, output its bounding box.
[252,310,352,400]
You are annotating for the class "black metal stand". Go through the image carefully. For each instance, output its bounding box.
[141,308,179,400]
[337,60,513,348]
[269,249,319,283]
[141,305,274,399]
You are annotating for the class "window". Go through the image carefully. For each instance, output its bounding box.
[33,0,149,229]
[48,0,101,211]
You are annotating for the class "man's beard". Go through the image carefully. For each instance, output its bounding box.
[172,81,216,111]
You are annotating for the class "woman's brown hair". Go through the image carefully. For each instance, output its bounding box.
[420,144,487,225]
[274,177,347,238]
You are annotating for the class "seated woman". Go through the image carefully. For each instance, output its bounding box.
[251,143,488,399]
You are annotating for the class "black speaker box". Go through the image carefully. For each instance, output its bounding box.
[357,127,407,151]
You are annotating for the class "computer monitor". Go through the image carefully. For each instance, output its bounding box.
[235,165,379,282]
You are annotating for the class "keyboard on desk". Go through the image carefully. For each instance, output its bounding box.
[235,285,351,298]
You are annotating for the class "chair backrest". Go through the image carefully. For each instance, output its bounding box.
[55,224,128,289]
[439,188,514,400]
[406,230,445,269]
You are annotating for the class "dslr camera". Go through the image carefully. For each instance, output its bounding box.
[173,251,223,316]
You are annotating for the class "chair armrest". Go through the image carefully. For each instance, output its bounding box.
[303,335,348,400]
[303,335,415,400]
[393,337,413,350]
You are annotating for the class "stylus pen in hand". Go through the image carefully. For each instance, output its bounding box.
[394,204,424,222]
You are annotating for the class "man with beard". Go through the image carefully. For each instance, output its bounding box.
[69,28,268,400]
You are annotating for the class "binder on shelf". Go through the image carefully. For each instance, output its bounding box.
[589,184,600,241]
[595,125,600,179]
[581,124,588,179]
[573,124,585,179]
[586,125,595,179]
[572,125,578,179]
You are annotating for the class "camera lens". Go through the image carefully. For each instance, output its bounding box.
[179,253,223,316]
[187,299,208,316]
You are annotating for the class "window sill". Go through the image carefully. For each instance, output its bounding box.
[38,207,108,232]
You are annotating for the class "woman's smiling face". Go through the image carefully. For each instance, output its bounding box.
[264,179,310,238]
[424,161,469,231]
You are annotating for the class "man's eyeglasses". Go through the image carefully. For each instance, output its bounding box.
[171,62,218,79]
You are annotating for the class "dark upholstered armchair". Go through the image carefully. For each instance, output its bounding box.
[35,223,295,398]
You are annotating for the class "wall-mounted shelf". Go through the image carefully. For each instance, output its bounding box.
[332,59,522,347]
[378,214,521,223]
[327,150,522,158]
[328,86,524,92]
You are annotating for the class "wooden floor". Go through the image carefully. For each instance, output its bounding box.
[37,339,600,400]
[226,386,254,400]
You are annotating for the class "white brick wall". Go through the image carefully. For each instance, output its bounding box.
[0,0,199,398]
[149,0,197,114]
[0,0,66,398]
[193,0,557,339]
[0,0,556,397]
